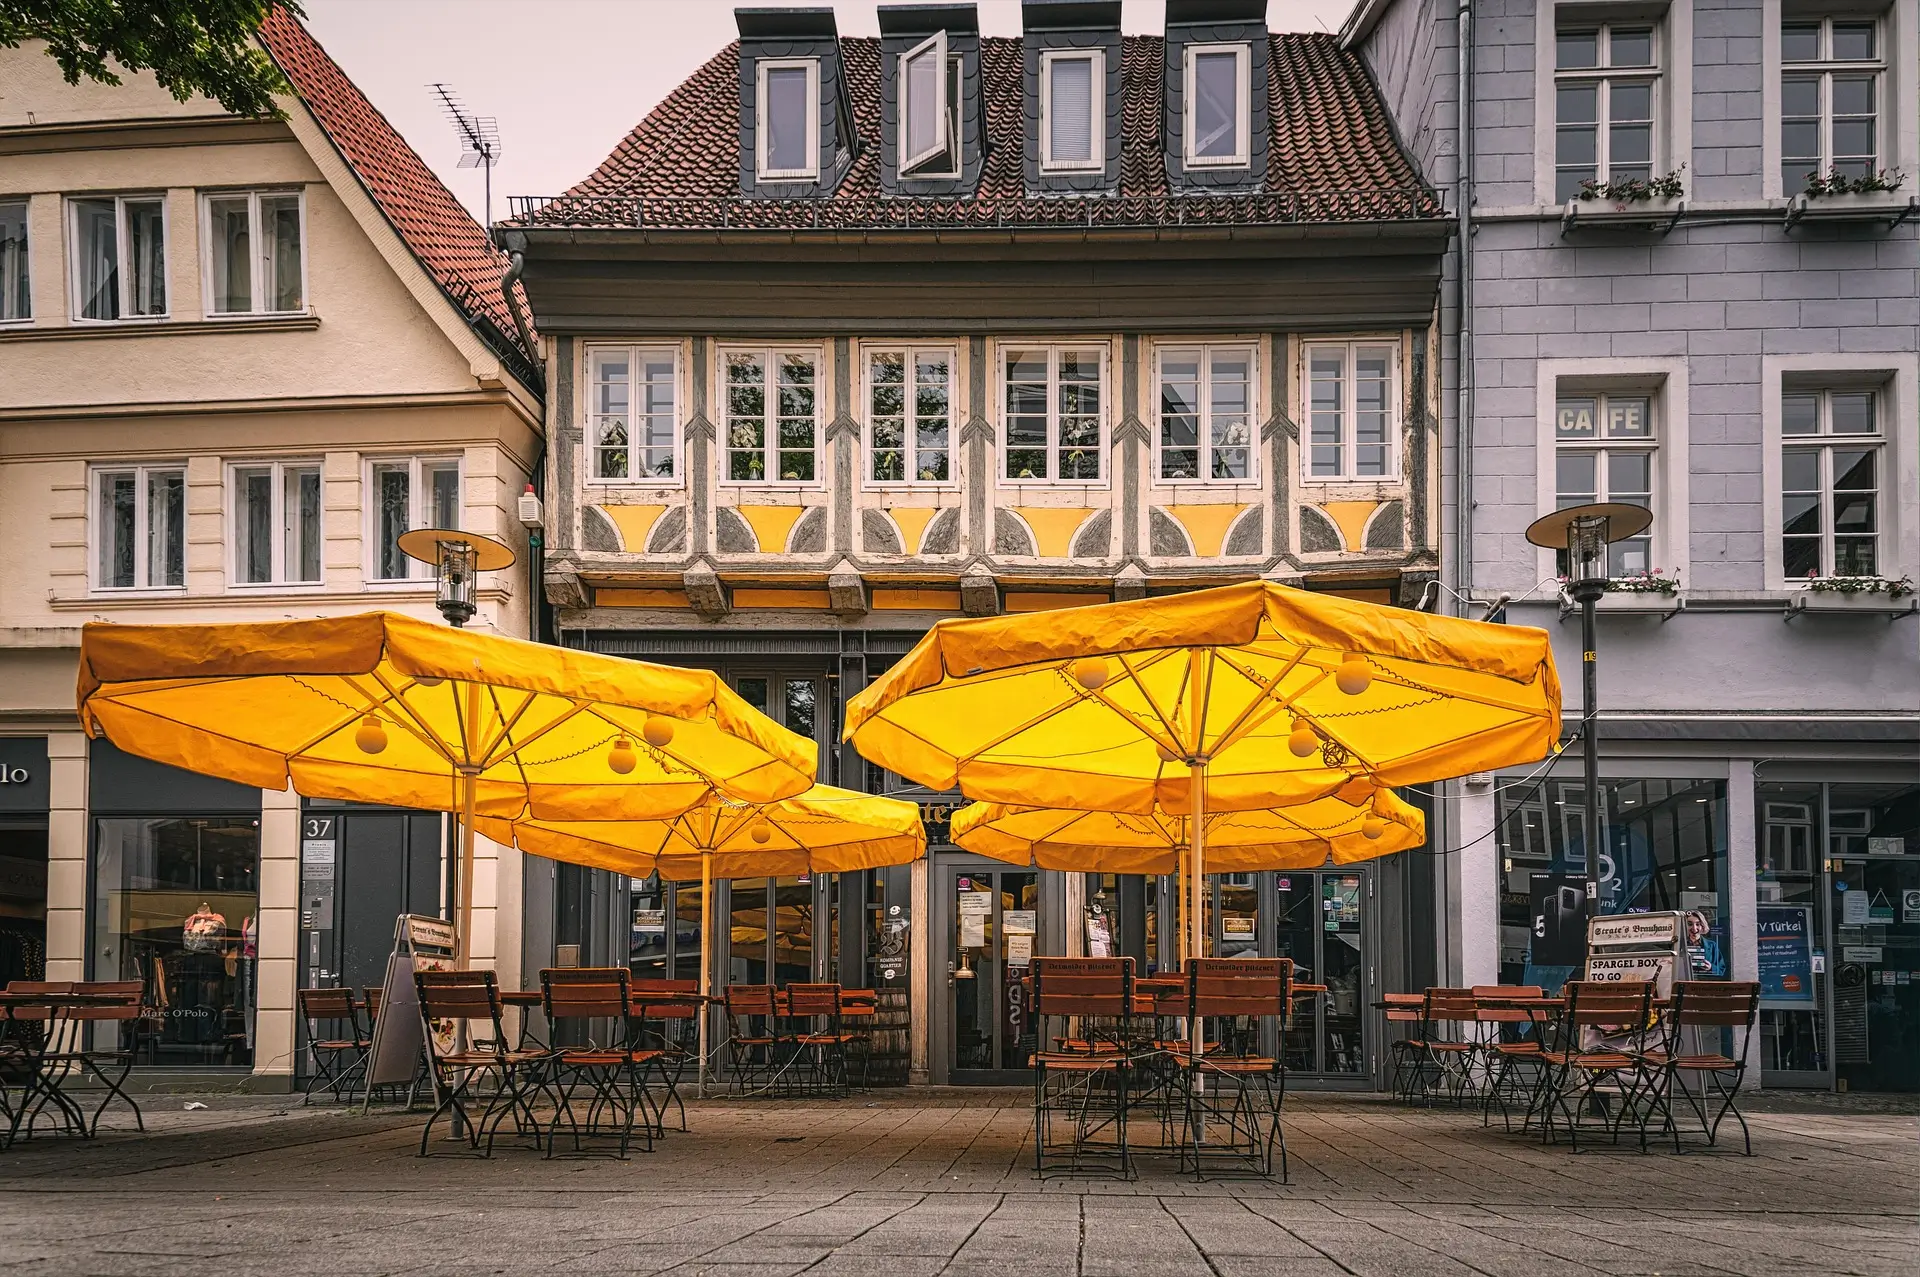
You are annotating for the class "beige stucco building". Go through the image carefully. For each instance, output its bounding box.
[0,13,542,1088]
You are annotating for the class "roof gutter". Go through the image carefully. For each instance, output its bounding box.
[499,248,543,391]
[1454,0,1475,618]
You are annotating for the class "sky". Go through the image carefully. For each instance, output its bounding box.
[301,0,1359,227]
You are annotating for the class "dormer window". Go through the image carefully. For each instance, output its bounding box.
[1041,50,1103,172]
[757,59,820,180]
[900,32,960,177]
[1185,44,1250,168]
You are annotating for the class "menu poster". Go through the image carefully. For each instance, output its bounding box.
[1005,934,1033,967]
[1842,888,1870,925]
[1756,904,1815,1007]
[1003,909,1038,935]
[1086,911,1112,958]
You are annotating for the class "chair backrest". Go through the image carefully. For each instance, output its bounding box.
[541,966,630,1022]
[1381,992,1425,1023]
[415,969,503,1024]
[1189,958,1289,1021]
[724,984,778,1017]
[785,982,842,1018]
[363,986,383,1022]
[299,987,358,1023]
[1470,984,1545,1024]
[631,977,698,1019]
[72,980,146,1022]
[1031,957,1131,1018]
[3,980,73,1022]
[1564,979,1653,1029]
[1424,986,1480,1023]
[1670,981,1760,1027]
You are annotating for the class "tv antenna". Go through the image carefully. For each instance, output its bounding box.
[430,83,500,229]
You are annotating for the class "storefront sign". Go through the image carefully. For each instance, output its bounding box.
[633,908,666,934]
[1002,909,1036,935]
[1222,916,1256,938]
[1589,913,1678,947]
[0,737,49,812]
[1756,905,1815,1006]
[1841,945,1883,965]
[1587,953,1670,985]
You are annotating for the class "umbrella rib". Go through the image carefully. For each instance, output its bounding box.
[1208,662,1332,760]
[1203,647,1308,751]
[350,673,463,768]
[1109,652,1187,751]
[474,686,543,771]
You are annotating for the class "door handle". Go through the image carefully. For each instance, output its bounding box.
[946,960,955,989]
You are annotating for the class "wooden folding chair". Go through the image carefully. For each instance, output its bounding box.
[721,984,782,1093]
[1640,981,1761,1154]
[1540,980,1656,1152]
[782,983,861,1098]
[413,969,550,1157]
[1179,958,1291,1181]
[1030,957,1134,1178]
[541,967,666,1158]
[1473,984,1546,1131]
[630,978,697,1130]
[68,981,147,1133]
[298,987,370,1105]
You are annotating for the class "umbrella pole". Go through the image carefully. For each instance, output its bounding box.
[1189,760,1207,967]
[699,846,712,1099]
[456,769,477,970]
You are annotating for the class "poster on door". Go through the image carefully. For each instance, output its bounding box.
[1756,904,1815,1006]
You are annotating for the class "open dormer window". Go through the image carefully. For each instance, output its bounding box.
[1042,50,1102,172]
[757,58,820,181]
[900,31,959,177]
[1185,44,1250,168]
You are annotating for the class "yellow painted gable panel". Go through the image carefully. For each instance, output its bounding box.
[888,506,942,555]
[597,505,667,552]
[1320,501,1381,553]
[734,504,811,554]
[1009,507,1093,558]
[1163,504,1250,558]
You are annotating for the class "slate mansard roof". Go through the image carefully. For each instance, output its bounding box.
[258,8,537,383]
[511,33,1445,231]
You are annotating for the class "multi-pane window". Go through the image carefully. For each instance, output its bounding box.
[588,347,677,481]
[1555,393,1655,575]
[70,195,166,320]
[370,457,460,580]
[1042,51,1101,172]
[94,465,184,590]
[757,59,819,180]
[1781,18,1881,192]
[868,347,953,483]
[1554,25,1657,202]
[1781,388,1881,578]
[1003,346,1103,481]
[900,33,960,177]
[1184,44,1250,167]
[0,200,27,322]
[232,461,321,585]
[1158,345,1254,481]
[204,191,303,315]
[1305,343,1395,479]
[725,350,818,482]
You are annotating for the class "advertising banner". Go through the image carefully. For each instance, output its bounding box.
[1529,873,1593,966]
[1756,904,1815,1007]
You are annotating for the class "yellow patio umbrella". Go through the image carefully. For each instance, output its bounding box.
[950,785,1426,875]
[845,580,1559,963]
[76,612,818,962]
[474,784,926,1092]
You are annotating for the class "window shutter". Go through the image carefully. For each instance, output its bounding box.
[1048,57,1095,166]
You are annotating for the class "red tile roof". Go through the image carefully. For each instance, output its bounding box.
[516,33,1442,230]
[257,8,538,382]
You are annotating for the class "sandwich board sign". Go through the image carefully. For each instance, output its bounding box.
[360,913,456,1111]
[1585,911,1686,999]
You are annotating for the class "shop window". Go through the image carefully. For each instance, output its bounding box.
[232,460,321,586]
[92,816,260,1067]
[368,456,460,581]
[93,464,185,592]
[0,200,28,323]
[202,190,304,316]
[1495,777,1729,991]
[69,194,166,321]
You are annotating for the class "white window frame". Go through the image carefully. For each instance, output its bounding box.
[199,189,307,318]
[863,343,958,487]
[898,31,959,178]
[227,458,324,589]
[1040,49,1104,173]
[66,193,169,322]
[1533,357,1692,584]
[1761,352,1918,589]
[1182,43,1251,169]
[90,462,186,593]
[1776,388,1885,580]
[0,198,28,325]
[720,346,824,487]
[755,58,821,181]
[1551,391,1660,577]
[1551,21,1663,203]
[1154,343,1259,484]
[1776,14,1886,195]
[585,344,683,486]
[1532,2,1693,209]
[1301,340,1402,484]
[365,455,462,584]
[998,343,1109,485]
[1763,0,1919,200]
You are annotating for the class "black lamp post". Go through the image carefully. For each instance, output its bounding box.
[1524,502,1652,879]
[397,529,517,627]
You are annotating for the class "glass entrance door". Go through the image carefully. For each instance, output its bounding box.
[1831,856,1920,1092]
[1273,870,1370,1078]
[944,865,1039,1084]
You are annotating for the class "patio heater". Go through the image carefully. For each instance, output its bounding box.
[398,529,517,628]
[1524,503,1652,879]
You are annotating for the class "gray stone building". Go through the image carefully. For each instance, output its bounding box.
[1349,0,1920,1090]
[505,1,1460,1086]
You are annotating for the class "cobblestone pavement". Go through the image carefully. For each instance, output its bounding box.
[0,1090,1913,1276]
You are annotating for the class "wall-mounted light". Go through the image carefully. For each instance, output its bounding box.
[397,529,517,628]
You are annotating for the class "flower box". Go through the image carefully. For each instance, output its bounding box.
[1783,191,1917,230]
[1562,195,1685,234]
[1788,589,1918,617]
[1558,589,1682,618]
